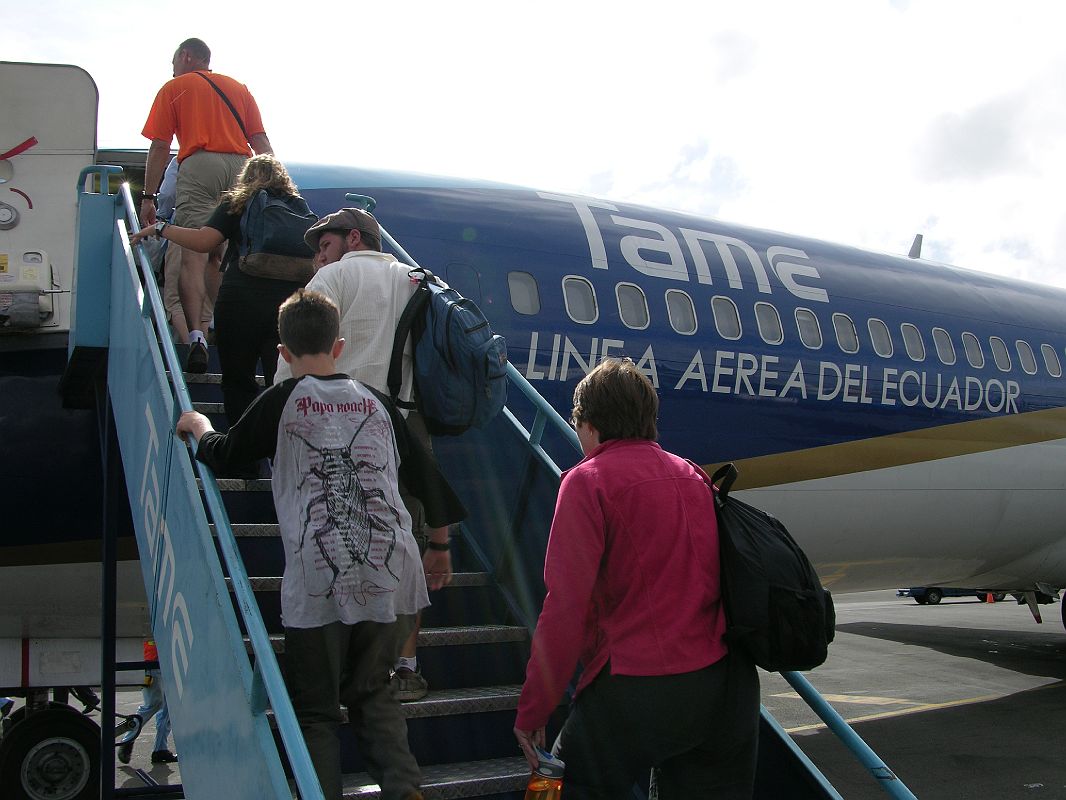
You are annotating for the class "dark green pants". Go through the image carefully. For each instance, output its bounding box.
[285,616,419,800]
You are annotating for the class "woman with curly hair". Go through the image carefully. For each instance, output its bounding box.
[132,155,313,449]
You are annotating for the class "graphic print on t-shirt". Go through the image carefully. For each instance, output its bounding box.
[285,399,405,606]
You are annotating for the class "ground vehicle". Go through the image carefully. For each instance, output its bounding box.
[897,587,1007,605]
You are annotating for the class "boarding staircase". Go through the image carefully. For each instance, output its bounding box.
[65,168,916,799]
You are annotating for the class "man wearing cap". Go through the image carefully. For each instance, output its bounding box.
[275,209,452,702]
[139,37,273,373]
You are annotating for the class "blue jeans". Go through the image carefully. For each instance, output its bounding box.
[133,669,171,752]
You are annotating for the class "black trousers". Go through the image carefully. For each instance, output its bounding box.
[554,653,760,800]
[213,282,296,426]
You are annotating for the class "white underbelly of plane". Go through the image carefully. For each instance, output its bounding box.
[737,437,1066,593]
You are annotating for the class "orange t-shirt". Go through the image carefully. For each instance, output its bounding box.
[142,71,266,162]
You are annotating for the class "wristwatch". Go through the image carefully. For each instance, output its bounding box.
[154,220,168,237]
[142,192,158,203]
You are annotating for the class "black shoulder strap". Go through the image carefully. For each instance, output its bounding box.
[387,268,434,410]
[194,72,249,140]
[711,463,738,502]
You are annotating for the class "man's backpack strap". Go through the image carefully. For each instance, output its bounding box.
[387,268,433,411]
[194,72,249,140]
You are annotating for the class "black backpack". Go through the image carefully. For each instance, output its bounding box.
[700,462,835,672]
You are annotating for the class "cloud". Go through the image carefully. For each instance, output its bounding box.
[916,94,1031,181]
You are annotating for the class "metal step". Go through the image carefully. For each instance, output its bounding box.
[197,477,272,492]
[226,572,491,591]
[181,372,265,387]
[267,684,522,726]
[340,755,529,799]
[258,624,527,656]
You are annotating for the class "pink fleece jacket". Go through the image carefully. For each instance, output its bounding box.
[515,438,728,731]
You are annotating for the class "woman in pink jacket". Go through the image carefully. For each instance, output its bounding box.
[514,358,759,799]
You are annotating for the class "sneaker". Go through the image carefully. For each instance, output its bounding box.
[0,698,13,719]
[390,667,428,702]
[185,340,209,374]
[151,749,179,764]
[71,686,99,714]
[117,742,132,765]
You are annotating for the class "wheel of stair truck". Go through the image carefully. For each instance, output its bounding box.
[0,705,100,800]
[924,587,943,605]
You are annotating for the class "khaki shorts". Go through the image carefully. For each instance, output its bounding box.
[175,150,247,228]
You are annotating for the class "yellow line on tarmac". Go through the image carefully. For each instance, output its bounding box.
[784,692,1005,734]
[772,692,917,706]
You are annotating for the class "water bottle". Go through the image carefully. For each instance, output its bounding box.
[524,748,565,799]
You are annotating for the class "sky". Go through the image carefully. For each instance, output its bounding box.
[6,1,1066,287]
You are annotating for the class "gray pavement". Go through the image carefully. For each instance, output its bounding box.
[771,590,1066,798]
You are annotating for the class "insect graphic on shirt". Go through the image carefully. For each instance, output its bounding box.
[289,411,403,596]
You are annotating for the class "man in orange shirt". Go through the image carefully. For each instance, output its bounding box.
[140,38,273,372]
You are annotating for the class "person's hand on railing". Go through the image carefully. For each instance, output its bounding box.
[176,410,213,446]
[129,223,160,247]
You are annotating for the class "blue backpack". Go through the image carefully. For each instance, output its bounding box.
[237,189,316,283]
[388,268,508,436]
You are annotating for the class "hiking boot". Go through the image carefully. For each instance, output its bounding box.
[185,340,209,374]
[151,749,179,764]
[390,667,428,701]
[117,741,133,765]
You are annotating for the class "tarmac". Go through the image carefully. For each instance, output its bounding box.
[763,590,1066,798]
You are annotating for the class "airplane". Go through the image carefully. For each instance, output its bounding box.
[5,59,1066,649]
[3,58,1065,796]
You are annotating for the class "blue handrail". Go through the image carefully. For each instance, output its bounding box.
[118,182,324,800]
[783,671,918,799]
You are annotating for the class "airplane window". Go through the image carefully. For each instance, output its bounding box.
[1015,340,1037,375]
[562,276,598,324]
[932,328,956,366]
[507,271,540,315]
[962,332,984,368]
[868,319,893,358]
[832,313,859,354]
[989,336,1011,371]
[616,283,650,330]
[1041,344,1062,377]
[901,324,926,361]
[711,296,742,340]
[795,308,822,349]
[666,290,697,335]
[755,302,783,345]
[448,263,482,303]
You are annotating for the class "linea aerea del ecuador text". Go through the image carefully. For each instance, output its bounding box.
[532,193,1020,415]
